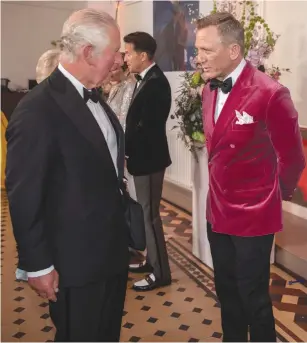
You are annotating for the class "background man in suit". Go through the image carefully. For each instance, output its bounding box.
[6,9,129,342]
[196,12,306,342]
[124,32,172,291]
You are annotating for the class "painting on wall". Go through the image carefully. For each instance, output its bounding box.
[153,0,199,72]
[291,127,307,208]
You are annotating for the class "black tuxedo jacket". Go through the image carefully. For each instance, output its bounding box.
[5,68,129,287]
[125,64,172,176]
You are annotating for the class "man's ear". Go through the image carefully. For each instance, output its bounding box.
[140,51,148,62]
[229,43,241,61]
[83,45,95,65]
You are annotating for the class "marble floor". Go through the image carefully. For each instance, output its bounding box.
[1,194,307,342]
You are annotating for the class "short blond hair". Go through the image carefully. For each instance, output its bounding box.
[197,12,245,53]
[36,49,60,83]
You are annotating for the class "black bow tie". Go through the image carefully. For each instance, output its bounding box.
[135,74,143,82]
[209,77,233,94]
[83,88,100,103]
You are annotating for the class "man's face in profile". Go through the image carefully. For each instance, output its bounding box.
[124,43,143,74]
[195,26,232,80]
[86,26,123,87]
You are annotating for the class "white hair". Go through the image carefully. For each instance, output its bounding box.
[60,8,117,62]
[36,49,60,83]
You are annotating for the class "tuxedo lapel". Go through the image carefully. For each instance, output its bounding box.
[129,65,159,108]
[130,77,146,104]
[210,63,257,153]
[203,87,217,158]
[47,69,115,171]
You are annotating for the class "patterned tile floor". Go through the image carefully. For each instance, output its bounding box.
[1,194,307,342]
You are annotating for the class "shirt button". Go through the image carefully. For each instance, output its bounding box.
[230,144,235,148]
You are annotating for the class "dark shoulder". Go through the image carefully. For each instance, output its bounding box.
[149,65,171,90]
[7,79,57,140]
[10,78,54,123]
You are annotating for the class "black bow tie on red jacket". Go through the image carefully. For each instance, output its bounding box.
[209,77,233,94]
[83,88,100,103]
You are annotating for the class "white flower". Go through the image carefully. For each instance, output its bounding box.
[189,88,198,98]
[246,49,261,67]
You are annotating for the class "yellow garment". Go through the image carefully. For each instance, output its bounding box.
[1,112,8,189]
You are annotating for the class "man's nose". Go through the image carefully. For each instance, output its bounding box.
[199,54,207,63]
[117,52,124,66]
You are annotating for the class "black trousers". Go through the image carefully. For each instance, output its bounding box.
[207,222,276,342]
[134,170,171,283]
[49,272,128,342]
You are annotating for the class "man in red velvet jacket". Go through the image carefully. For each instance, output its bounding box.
[195,12,306,342]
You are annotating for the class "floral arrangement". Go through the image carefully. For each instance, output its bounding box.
[212,0,290,80]
[173,0,290,159]
[171,68,206,160]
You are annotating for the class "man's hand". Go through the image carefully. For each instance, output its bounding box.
[28,269,59,302]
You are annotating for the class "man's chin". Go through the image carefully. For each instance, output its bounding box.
[204,72,219,80]
[203,72,213,80]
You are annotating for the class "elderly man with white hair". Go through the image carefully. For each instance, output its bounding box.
[6,9,128,342]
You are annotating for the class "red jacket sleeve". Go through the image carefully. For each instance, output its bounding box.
[266,86,306,201]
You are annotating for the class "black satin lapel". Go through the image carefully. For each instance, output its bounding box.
[130,79,146,104]
[47,70,111,161]
[99,98,125,181]
[129,65,158,105]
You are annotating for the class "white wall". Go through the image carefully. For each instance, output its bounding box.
[264,0,307,128]
[1,1,87,89]
[87,1,117,17]
[263,1,307,219]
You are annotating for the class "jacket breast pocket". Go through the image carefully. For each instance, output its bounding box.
[231,121,259,132]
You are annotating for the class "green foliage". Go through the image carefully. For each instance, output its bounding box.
[171,71,206,161]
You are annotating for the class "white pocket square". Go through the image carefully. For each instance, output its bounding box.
[235,110,254,125]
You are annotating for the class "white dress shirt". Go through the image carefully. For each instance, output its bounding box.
[27,64,118,278]
[214,59,246,122]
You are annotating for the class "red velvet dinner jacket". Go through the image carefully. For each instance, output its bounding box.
[202,62,306,237]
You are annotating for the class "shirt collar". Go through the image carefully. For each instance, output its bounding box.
[58,63,86,98]
[224,58,246,86]
[139,62,156,79]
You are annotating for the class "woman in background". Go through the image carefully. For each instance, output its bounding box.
[107,57,136,130]
[107,60,137,200]
[15,49,60,282]
[35,49,61,83]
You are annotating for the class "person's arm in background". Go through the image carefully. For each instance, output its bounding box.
[120,79,136,128]
[6,104,58,300]
[265,86,306,200]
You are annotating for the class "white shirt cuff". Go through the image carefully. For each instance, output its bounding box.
[27,265,54,277]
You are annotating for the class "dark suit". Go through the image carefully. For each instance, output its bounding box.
[125,64,172,284]
[5,68,129,341]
